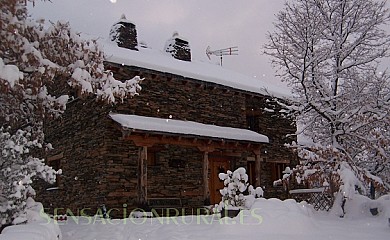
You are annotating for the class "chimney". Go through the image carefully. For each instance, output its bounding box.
[109,14,138,51]
[164,32,191,61]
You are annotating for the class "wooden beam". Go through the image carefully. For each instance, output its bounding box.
[47,152,64,162]
[203,151,210,204]
[138,146,148,205]
[255,152,261,187]
[197,146,215,152]
[124,134,263,152]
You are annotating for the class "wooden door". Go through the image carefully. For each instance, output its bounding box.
[209,157,230,204]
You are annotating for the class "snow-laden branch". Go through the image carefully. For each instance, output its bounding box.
[264,0,390,188]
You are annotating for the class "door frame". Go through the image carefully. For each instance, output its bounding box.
[208,156,231,205]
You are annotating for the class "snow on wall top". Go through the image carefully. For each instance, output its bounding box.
[109,113,269,143]
[102,40,291,98]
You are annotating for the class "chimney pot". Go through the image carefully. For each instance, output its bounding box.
[164,31,191,62]
[109,14,138,51]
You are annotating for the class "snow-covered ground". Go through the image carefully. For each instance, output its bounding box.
[56,198,390,240]
[1,197,389,240]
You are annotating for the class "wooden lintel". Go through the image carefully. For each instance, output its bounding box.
[131,137,155,147]
[198,146,215,152]
[124,134,261,152]
[47,152,64,162]
[253,149,261,156]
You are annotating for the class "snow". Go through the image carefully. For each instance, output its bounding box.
[338,162,366,198]
[102,40,292,98]
[109,113,269,143]
[3,197,388,240]
[289,188,325,194]
[0,198,61,240]
[0,58,23,88]
[114,14,135,25]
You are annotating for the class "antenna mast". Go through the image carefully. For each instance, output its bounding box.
[206,46,238,66]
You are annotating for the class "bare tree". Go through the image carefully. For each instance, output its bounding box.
[265,0,390,191]
[0,0,141,226]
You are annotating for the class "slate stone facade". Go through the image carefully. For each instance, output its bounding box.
[35,59,297,218]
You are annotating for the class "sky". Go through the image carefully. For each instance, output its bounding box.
[28,0,286,86]
[28,0,390,87]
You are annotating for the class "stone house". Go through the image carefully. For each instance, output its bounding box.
[36,16,297,217]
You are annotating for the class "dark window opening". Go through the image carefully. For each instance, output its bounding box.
[47,159,61,188]
[147,151,159,166]
[246,115,260,132]
[247,161,256,186]
[271,163,288,181]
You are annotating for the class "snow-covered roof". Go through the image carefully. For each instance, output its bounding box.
[109,113,269,143]
[102,41,291,98]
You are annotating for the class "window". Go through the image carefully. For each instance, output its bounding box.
[147,150,159,166]
[247,161,256,186]
[246,115,260,132]
[271,163,288,181]
[47,153,63,188]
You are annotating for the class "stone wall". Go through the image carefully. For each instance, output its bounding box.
[36,62,297,217]
[108,65,246,129]
[147,145,203,207]
[36,98,112,216]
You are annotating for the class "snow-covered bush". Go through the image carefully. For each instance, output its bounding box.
[330,193,390,219]
[0,128,58,226]
[274,145,388,215]
[215,167,263,212]
[0,197,61,240]
[0,0,141,228]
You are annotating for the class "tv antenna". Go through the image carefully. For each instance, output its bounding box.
[206,46,238,66]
